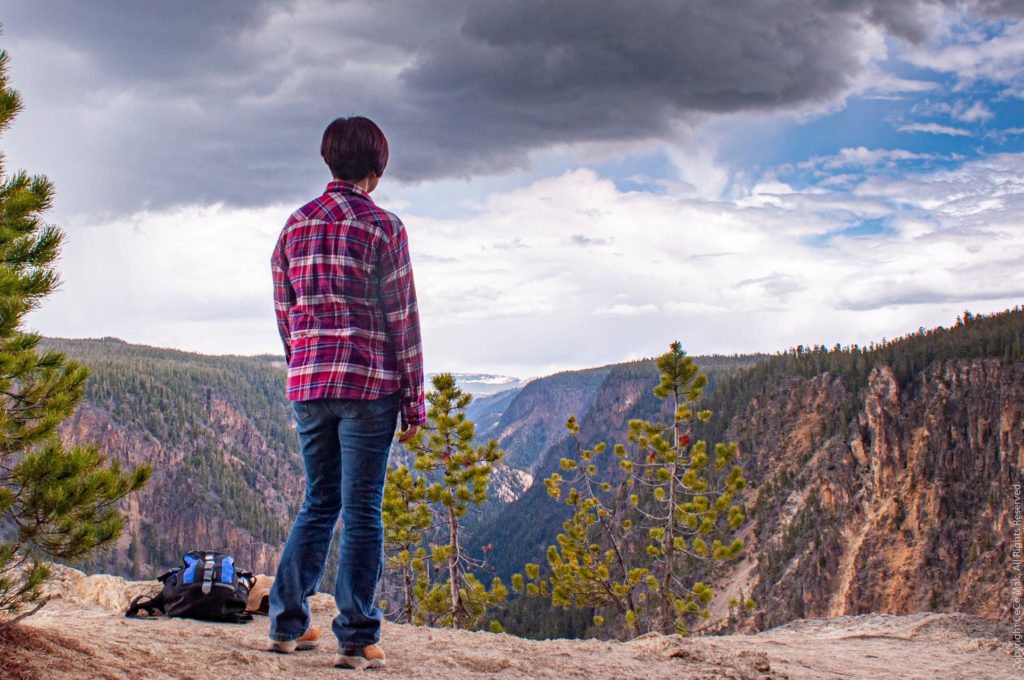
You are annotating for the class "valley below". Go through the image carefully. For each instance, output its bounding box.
[40,308,1024,643]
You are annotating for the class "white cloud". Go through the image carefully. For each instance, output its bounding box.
[830,147,931,167]
[665,141,733,201]
[860,71,940,97]
[797,147,934,174]
[29,202,287,354]
[28,153,1024,377]
[663,301,731,315]
[593,304,660,317]
[953,100,995,122]
[905,18,1024,93]
[908,98,996,124]
[898,122,973,136]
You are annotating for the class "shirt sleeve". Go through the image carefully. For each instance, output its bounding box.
[271,230,296,365]
[378,219,426,427]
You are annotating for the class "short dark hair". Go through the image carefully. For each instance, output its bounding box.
[320,116,389,181]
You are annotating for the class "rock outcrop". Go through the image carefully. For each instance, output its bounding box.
[60,398,303,577]
[0,565,1010,680]
[722,359,1022,630]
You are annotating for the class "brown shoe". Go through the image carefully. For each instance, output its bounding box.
[267,625,321,653]
[334,644,386,670]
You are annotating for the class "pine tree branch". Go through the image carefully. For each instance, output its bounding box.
[0,597,48,632]
[0,551,29,576]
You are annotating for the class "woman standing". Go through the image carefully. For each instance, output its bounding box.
[266,116,425,671]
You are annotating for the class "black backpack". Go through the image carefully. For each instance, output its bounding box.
[126,550,255,624]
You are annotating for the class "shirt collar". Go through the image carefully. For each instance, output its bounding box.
[326,179,373,202]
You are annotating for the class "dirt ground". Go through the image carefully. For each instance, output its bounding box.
[0,566,1015,680]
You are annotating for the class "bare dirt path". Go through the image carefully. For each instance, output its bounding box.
[1,567,1014,680]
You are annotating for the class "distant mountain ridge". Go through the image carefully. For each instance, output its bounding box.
[441,373,529,396]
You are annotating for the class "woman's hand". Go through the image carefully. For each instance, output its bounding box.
[398,424,419,444]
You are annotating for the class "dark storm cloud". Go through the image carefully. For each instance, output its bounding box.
[0,0,1010,215]
[971,0,1024,18]
[396,0,948,179]
[4,0,284,82]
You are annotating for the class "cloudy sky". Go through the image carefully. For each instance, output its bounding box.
[2,0,1023,377]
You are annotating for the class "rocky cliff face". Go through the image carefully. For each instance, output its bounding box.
[480,367,612,472]
[60,396,303,577]
[723,358,1022,629]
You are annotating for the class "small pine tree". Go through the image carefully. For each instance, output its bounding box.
[381,464,432,624]
[0,48,150,629]
[383,374,508,629]
[541,342,747,636]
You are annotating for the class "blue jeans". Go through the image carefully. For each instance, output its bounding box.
[268,393,399,651]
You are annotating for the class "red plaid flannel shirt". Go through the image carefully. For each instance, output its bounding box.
[271,180,426,427]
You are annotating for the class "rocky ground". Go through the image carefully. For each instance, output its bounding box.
[0,566,1015,680]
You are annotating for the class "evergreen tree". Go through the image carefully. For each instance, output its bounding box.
[383,374,509,629]
[540,342,747,635]
[380,464,432,624]
[0,48,150,629]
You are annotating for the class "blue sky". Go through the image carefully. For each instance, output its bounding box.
[2,1,1023,376]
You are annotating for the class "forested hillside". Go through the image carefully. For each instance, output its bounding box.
[44,336,753,582]
[42,338,302,576]
[698,307,1024,631]
[487,308,1024,638]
